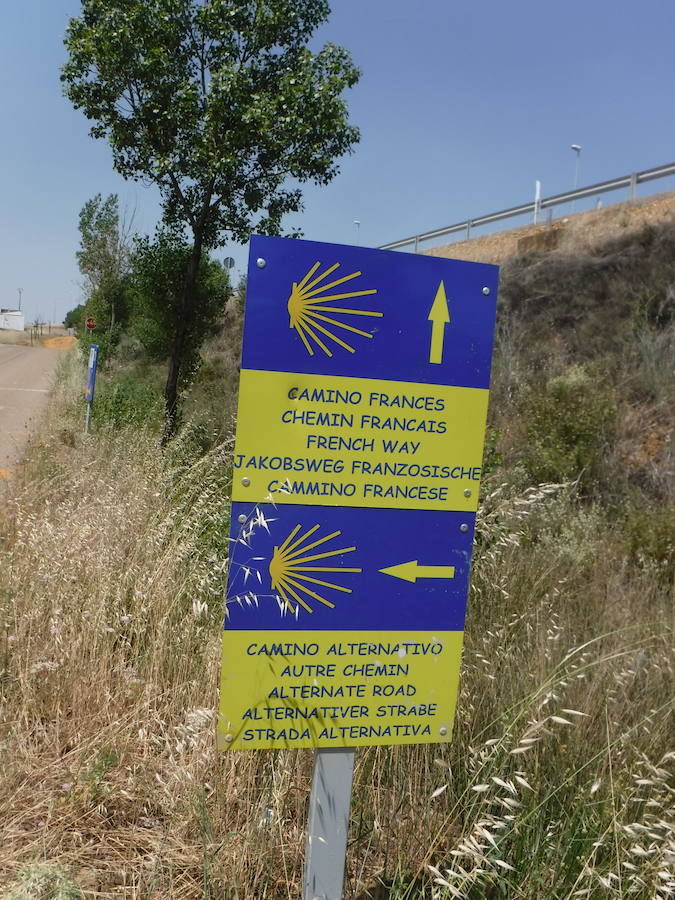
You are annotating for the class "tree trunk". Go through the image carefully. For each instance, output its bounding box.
[108,291,116,351]
[161,233,203,443]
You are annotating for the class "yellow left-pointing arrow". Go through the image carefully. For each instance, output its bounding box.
[428,281,450,364]
[379,560,456,583]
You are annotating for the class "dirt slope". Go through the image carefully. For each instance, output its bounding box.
[425,189,675,265]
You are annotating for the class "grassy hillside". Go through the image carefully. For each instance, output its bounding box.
[0,224,672,899]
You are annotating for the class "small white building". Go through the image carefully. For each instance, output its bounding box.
[0,309,25,331]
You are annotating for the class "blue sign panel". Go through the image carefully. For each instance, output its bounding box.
[227,502,475,633]
[242,235,498,390]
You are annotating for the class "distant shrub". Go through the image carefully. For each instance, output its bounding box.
[480,425,503,487]
[627,320,675,404]
[93,375,163,430]
[624,501,675,581]
[519,365,617,489]
[78,323,124,364]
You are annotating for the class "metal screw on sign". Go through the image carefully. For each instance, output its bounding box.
[464,489,472,498]
[482,286,490,296]
[460,523,469,532]
[237,514,247,524]
[241,477,251,486]
[256,257,266,268]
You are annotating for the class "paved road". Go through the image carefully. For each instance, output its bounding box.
[0,344,63,478]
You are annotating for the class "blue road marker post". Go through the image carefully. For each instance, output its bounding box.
[84,344,99,433]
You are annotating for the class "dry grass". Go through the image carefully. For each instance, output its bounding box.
[0,223,673,897]
[0,331,30,346]
[425,189,675,266]
[0,354,671,899]
[0,327,71,347]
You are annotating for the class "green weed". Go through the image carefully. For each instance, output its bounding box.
[518,364,617,490]
[5,864,82,899]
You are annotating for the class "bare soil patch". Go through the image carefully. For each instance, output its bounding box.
[41,336,77,350]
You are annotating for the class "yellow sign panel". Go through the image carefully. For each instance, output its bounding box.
[218,631,464,750]
[231,370,489,512]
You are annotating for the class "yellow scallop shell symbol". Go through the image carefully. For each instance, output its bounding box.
[287,261,382,356]
[269,524,362,614]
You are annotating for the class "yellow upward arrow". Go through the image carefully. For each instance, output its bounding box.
[379,560,456,583]
[427,281,450,364]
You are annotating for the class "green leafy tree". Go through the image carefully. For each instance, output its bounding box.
[130,233,230,391]
[82,276,131,360]
[232,274,247,314]
[64,303,85,331]
[77,194,129,295]
[76,193,132,357]
[62,0,360,437]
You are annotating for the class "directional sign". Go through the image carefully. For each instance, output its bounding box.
[84,343,99,434]
[219,235,498,751]
[85,344,99,403]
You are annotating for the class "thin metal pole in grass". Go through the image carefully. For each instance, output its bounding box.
[304,748,356,900]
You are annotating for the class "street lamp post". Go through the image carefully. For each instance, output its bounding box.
[17,288,23,311]
[571,144,582,212]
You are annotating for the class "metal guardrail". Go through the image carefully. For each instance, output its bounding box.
[379,162,675,253]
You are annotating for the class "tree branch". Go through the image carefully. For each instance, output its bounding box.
[167,172,198,230]
[123,78,197,229]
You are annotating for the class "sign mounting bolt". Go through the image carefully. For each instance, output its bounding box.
[237,514,247,524]
[460,523,469,533]
[242,477,251,487]
[439,726,448,736]
[482,286,490,295]
[464,488,472,498]
[256,257,266,268]
[224,734,233,743]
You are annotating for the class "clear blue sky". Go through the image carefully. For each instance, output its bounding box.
[2,0,674,324]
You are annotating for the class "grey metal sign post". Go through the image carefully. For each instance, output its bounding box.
[304,748,356,900]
